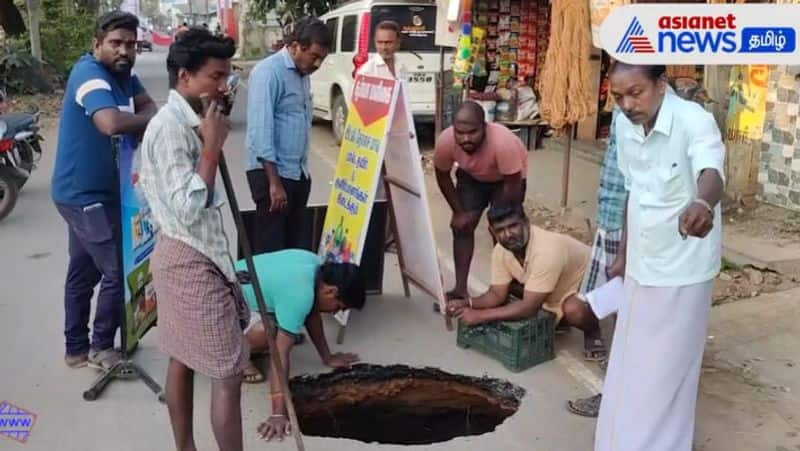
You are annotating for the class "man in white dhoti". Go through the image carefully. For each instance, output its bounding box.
[594,63,725,451]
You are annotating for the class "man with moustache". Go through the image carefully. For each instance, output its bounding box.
[445,204,606,359]
[358,20,405,80]
[594,63,725,451]
[51,10,157,371]
[246,17,332,253]
[433,101,527,302]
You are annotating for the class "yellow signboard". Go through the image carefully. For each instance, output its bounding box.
[725,65,770,144]
[321,75,399,264]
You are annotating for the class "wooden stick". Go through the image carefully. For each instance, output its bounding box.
[382,168,412,298]
[217,154,305,451]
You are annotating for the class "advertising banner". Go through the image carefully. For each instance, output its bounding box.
[320,75,399,264]
[115,135,157,353]
[725,65,770,143]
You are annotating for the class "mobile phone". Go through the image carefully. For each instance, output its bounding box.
[199,93,234,117]
[199,94,212,116]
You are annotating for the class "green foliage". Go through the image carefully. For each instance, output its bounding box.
[721,258,740,272]
[42,0,96,74]
[249,0,333,29]
[14,0,96,76]
[0,42,38,94]
[0,39,56,94]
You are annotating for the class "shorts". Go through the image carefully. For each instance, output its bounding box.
[456,169,527,213]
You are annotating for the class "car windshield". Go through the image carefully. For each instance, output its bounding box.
[369,4,437,52]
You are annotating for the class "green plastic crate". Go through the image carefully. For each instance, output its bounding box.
[456,311,556,373]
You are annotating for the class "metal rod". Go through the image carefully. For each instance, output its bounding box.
[560,124,573,208]
[435,46,445,140]
[217,153,305,451]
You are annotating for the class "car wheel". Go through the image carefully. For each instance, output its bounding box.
[332,92,348,145]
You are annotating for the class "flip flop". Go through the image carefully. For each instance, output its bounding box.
[243,363,265,384]
[435,290,469,313]
[583,338,608,361]
[566,394,602,418]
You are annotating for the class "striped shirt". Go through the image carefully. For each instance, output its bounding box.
[138,90,236,281]
[595,109,628,232]
[245,48,312,180]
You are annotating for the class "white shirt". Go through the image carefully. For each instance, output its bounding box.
[616,92,725,287]
[356,54,407,81]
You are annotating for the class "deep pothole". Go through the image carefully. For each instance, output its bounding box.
[290,364,525,445]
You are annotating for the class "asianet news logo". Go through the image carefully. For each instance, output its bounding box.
[601,5,800,64]
[617,14,794,55]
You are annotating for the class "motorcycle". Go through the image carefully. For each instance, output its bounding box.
[0,100,44,221]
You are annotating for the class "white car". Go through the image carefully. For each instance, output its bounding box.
[311,0,444,143]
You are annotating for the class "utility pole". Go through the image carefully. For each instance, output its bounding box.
[26,0,42,62]
[236,0,249,58]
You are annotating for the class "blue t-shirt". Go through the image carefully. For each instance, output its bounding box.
[51,54,145,206]
[235,249,321,335]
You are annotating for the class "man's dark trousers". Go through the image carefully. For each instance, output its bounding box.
[247,170,312,254]
[56,202,121,357]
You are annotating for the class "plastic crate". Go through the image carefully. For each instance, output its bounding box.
[456,311,556,373]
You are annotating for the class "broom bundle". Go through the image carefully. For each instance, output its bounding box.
[537,0,597,133]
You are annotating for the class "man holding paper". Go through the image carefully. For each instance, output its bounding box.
[594,63,725,451]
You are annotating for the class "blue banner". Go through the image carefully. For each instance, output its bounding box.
[115,135,157,353]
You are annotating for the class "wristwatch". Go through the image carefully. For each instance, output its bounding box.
[692,198,714,219]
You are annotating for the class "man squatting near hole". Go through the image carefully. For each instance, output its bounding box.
[445,203,608,361]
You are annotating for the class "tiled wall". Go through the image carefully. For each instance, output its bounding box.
[758,66,800,210]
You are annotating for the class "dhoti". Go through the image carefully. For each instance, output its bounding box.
[594,277,713,451]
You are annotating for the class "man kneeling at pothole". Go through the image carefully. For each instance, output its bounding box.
[446,204,607,361]
[234,250,366,436]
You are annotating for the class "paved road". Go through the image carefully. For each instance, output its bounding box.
[0,50,603,451]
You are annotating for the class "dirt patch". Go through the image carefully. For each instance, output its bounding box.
[712,265,800,305]
[522,200,800,305]
[7,92,63,120]
[290,364,524,445]
[724,202,800,241]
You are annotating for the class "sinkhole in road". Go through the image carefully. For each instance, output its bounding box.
[290,364,525,446]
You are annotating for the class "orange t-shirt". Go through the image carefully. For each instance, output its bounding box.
[433,122,527,183]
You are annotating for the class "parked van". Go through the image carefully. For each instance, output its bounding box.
[311,0,443,143]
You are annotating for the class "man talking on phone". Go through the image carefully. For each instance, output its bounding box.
[51,10,157,371]
[138,28,248,451]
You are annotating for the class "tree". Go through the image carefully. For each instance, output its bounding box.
[140,0,159,21]
[26,0,41,61]
[249,0,332,30]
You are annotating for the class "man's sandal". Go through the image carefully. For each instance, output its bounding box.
[583,338,608,361]
[244,363,265,384]
[435,290,468,313]
[566,394,602,418]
